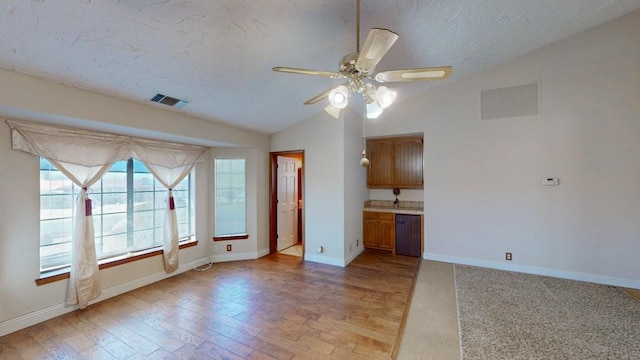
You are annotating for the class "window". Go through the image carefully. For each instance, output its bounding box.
[40,158,194,273]
[214,158,246,236]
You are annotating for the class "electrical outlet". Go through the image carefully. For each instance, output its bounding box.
[505,252,512,261]
[356,239,359,247]
[227,244,232,252]
[214,245,219,252]
[349,244,352,252]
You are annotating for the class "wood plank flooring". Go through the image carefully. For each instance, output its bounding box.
[0,250,420,359]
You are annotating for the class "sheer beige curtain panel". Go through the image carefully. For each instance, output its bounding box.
[129,138,207,273]
[53,161,114,309]
[8,120,128,308]
[6,119,207,308]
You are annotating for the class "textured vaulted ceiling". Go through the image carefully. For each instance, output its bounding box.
[1,0,640,134]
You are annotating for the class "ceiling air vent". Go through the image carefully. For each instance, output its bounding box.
[149,93,188,109]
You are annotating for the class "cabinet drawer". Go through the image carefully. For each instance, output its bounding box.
[364,211,378,220]
[363,211,394,220]
[378,212,394,221]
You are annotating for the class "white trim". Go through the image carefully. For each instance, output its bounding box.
[304,254,345,267]
[0,257,204,337]
[257,248,270,258]
[211,250,265,263]
[0,303,70,338]
[424,252,640,289]
[213,157,247,237]
[344,247,365,266]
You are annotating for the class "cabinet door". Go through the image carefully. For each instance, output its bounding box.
[367,139,394,188]
[378,215,395,250]
[394,137,423,188]
[363,217,380,248]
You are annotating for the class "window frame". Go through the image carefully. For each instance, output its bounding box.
[35,239,198,285]
[37,158,197,284]
[213,157,248,239]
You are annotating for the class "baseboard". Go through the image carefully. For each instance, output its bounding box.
[424,252,640,289]
[211,250,267,263]
[305,254,346,267]
[344,246,365,266]
[0,257,203,337]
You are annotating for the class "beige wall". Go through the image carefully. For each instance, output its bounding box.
[365,10,640,288]
[209,147,270,260]
[269,10,640,287]
[270,109,369,266]
[0,69,270,336]
[3,7,640,338]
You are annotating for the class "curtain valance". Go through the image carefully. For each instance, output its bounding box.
[6,119,207,168]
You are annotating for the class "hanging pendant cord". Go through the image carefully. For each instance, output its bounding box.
[362,99,367,152]
[356,0,360,53]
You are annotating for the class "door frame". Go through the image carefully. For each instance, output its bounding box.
[269,150,304,255]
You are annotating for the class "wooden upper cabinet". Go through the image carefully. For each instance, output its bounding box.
[394,137,423,187]
[367,139,394,187]
[366,135,423,189]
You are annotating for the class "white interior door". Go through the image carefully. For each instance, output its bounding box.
[277,156,298,251]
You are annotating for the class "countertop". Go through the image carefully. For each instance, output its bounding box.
[363,206,424,215]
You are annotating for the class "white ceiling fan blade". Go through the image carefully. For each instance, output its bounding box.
[303,87,333,105]
[355,28,399,73]
[375,66,453,82]
[273,66,341,78]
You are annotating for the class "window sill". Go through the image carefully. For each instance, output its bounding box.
[35,238,199,286]
[212,234,249,241]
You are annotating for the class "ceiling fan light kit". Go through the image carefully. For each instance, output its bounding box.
[328,85,350,109]
[375,86,396,109]
[273,0,453,121]
[366,99,383,119]
[324,104,342,119]
[273,0,452,163]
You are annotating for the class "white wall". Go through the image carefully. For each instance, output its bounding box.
[270,111,345,266]
[0,70,270,335]
[209,147,270,261]
[366,10,640,288]
[370,189,424,202]
[344,112,369,263]
[0,68,266,148]
[271,109,368,266]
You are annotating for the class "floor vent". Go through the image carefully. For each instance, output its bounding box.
[149,93,188,108]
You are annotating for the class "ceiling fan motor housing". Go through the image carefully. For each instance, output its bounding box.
[339,52,360,75]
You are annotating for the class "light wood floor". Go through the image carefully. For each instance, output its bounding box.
[0,250,421,359]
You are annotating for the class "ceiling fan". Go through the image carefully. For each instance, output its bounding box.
[272,0,453,119]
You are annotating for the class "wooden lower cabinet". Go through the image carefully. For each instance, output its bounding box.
[363,211,395,252]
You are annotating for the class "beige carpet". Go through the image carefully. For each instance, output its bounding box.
[397,261,461,359]
[455,265,640,359]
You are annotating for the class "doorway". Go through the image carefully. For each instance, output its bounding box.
[270,151,304,258]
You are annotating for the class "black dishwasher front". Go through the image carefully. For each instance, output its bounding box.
[395,214,421,257]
